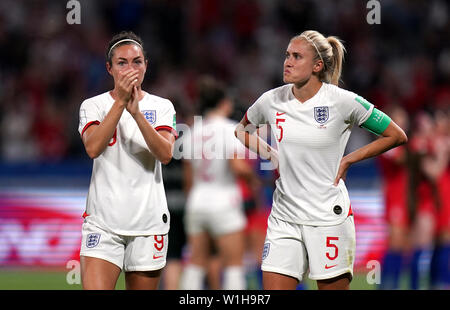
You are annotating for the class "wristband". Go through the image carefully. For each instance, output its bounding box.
[361,107,391,135]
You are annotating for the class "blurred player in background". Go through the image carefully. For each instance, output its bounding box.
[180,77,258,290]
[408,112,440,289]
[78,31,177,290]
[160,107,193,290]
[416,108,449,289]
[239,156,270,290]
[378,104,411,289]
[430,108,450,289]
[235,30,408,290]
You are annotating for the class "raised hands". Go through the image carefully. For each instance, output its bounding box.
[115,68,140,106]
[126,84,140,117]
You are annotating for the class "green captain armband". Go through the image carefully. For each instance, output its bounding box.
[361,108,391,135]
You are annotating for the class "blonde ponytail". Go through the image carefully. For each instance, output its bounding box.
[292,31,346,86]
[326,36,346,86]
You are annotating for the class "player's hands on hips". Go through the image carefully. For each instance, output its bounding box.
[334,157,351,186]
[116,68,139,105]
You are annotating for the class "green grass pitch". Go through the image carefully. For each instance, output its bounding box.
[0,269,389,290]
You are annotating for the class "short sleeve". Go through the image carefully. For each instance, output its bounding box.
[245,92,270,127]
[154,100,178,139]
[78,99,101,137]
[352,95,375,126]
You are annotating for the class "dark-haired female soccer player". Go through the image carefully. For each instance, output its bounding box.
[78,31,178,290]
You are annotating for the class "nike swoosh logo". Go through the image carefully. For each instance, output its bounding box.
[153,254,163,259]
[276,112,286,116]
[325,264,337,269]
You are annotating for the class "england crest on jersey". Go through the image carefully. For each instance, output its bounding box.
[262,243,270,260]
[142,110,156,124]
[314,106,329,124]
[86,233,101,248]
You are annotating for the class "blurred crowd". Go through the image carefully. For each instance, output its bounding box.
[0,0,448,163]
[0,0,448,289]
[378,104,449,289]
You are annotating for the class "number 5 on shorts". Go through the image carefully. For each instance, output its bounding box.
[326,237,339,260]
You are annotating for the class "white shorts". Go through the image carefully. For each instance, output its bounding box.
[261,214,355,282]
[80,221,168,272]
[184,207,247,237]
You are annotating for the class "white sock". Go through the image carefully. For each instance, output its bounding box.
[180,264,206,290]
[223,265,246,290]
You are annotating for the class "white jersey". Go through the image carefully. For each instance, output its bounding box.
[78,91,177,235]
[185,116,246,212]
[246,83,373,226]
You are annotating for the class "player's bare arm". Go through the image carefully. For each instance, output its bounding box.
[334,120,408,185]
[123,85,173,164]
[235,117,279,169]
[131,102,175,165]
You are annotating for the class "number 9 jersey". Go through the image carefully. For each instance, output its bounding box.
[78,91,178,236]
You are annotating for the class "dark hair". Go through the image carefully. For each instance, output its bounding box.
[196,76,227,114]
[106,31,146,65]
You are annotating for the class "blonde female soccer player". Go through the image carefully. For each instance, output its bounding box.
[78,31,177,290]
[235,30,407,290]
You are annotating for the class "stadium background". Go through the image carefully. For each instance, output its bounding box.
[0,0,448,290]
